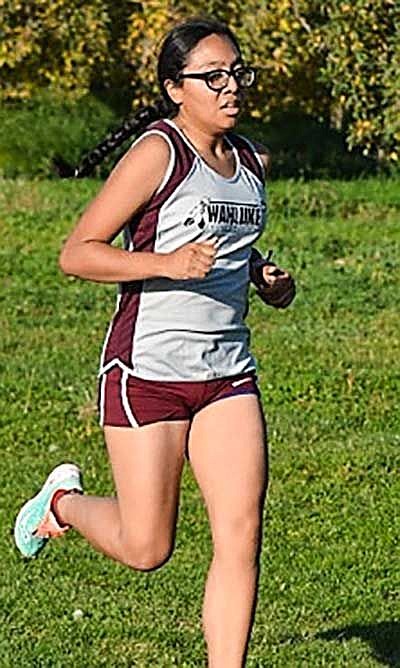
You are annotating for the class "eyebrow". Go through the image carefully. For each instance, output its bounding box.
[199,56,243,69]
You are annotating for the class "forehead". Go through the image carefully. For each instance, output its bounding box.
[186,34,240,70]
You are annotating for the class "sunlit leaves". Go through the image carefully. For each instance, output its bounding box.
[0,0,398,163]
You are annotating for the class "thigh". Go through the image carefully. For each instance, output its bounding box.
[188,395,268,554]
[105,421,189,543]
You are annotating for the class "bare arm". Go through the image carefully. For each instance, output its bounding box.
[59,135,216,282]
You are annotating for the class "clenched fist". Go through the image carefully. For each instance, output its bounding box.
[250,248,296,309]
[164,239,217,280]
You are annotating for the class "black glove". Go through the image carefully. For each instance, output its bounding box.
[249,248,296,309]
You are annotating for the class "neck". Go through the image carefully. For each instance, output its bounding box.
[172,113,228,156]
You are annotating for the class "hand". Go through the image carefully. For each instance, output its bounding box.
[164,239,217,280]
[249,248,295,309]
[259,264,296,308]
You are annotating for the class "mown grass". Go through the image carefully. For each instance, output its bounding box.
[0,177,399,667]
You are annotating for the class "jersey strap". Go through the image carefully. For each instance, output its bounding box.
[226,133,265,184]
[147,119,196,204]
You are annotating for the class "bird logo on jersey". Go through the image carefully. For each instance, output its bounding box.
[183,198,210,230]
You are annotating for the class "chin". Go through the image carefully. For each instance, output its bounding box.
[218,113,240,132]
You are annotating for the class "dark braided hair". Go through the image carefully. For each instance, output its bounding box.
[53,17,241,178]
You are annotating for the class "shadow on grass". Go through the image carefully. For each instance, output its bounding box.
[316,622,400,666]
[279,621,400,666]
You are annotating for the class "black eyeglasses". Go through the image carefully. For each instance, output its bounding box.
[178,66,256,91]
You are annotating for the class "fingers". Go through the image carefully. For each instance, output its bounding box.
[256,264,296,308]
[191,240,217,273]
[171,238,218,280]
[262,264,288,283]
[262,272,290,289]
[197,238,218,258]
[258,279,296,308]
[190,250,216,278]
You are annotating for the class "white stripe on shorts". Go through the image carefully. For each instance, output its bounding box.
[231,376,252,387]
[121,369,139,428]
[99,374,106,427]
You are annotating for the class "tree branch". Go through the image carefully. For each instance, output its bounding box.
[291,0,312,33]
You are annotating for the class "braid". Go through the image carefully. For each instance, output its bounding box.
[53,100,167,179]
[54,18,243,179]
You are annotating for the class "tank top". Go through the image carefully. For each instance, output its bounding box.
[100,118,267,381]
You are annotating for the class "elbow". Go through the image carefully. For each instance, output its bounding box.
[59,243,78,277]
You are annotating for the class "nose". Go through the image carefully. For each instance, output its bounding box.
[226,71,239,93]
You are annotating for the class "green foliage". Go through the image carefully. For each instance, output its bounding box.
[0,0,399,164]
[1,178,399,665]
[238,113,379,179]
[0,93,381,180]
[0,93,117,177]
[312,0,400,161]
[0,0,110,99]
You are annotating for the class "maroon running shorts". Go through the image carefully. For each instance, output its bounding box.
[99,366,260,428]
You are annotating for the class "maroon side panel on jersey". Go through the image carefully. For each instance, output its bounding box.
[101,120,196,370]
[227,133,265,184]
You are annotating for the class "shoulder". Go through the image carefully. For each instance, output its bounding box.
[98,130,174,208]
[111,131,172,187]
[128,131,172,166]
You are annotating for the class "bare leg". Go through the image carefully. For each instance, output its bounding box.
[57,420,189,570]
[188,395,268,667]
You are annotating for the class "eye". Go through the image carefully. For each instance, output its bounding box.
[207,70,227,86]
[234,67,255,87]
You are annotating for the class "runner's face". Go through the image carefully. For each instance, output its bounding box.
[172,34,244,131]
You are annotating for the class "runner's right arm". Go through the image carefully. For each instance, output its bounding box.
[59,135,216,283]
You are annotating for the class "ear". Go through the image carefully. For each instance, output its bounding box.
[163,78,184,106]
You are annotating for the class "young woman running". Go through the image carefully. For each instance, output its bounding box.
[14,17,295,667]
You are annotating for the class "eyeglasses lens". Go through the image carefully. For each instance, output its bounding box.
[236,68,255,87]
[207,67,255,90]
[207,72,229,89]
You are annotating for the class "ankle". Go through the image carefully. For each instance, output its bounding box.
[51,489,82,527]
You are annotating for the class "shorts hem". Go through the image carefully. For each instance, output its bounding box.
[102,416,191,429]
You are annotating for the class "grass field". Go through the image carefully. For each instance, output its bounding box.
[1,177,399,667]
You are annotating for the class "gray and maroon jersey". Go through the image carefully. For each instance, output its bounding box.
[100,118,267,381]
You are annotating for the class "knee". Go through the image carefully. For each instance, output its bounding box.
[120,536,174,572]
[214,513,263,565]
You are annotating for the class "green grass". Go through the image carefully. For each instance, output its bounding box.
[1,177,399,666]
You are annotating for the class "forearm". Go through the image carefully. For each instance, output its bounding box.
[59,240,169,283]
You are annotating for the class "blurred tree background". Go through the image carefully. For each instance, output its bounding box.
[0,0,398,178]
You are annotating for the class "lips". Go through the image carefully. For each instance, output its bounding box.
[222,107,241,117]
[221,101,241,116]
[221,100,240,110]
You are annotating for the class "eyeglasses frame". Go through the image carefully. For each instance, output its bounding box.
[178,65,256,91]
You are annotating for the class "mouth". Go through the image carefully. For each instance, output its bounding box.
[221,101,241,115]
